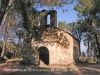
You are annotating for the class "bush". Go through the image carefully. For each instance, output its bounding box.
[87,57,95,63]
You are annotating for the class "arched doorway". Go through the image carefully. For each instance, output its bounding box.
[38,46,49,65]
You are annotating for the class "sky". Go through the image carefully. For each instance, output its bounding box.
[36,1,87,53]
[36,1,78,24]
[57,3,78,24]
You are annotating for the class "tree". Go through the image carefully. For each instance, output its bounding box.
[58,21,66,30]
[0,0,13,24]
[0,2,19,58]
[0,14,15,57]
[74,0,100,61]
[68,21,85,55]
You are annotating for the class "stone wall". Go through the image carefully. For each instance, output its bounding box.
[31,27,80,65]
[40,10,57,27]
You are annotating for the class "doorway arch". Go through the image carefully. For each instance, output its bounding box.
[38,46,49,65]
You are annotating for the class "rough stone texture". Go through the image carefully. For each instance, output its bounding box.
[22,10,80,65]
[40,10,49,26]
[50,10,57,27]
[31,27,80,65]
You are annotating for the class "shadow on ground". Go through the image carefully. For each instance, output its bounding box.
[0,61,100,75]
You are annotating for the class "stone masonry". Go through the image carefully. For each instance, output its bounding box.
[30,10,80,65]
[22,10,80,65]
[31,27,80,65]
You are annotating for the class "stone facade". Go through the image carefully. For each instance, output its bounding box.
[31,27,80,65]
[22,10,80,65]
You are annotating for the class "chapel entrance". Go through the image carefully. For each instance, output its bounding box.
[38,46,49,65]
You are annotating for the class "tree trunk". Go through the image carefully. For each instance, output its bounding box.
[92,21,100,61]
[0,12,10,58]
[94,47,96,61]
[19,0,29,32]
[0,12,7,57]
[0,0,9,24]
[87,40,90,57]
[1,41,6,58]
[0,28,7,58]
[94,32,100,61]
[19,0,31,64]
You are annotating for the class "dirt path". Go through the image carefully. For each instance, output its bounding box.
[0,61,100,75]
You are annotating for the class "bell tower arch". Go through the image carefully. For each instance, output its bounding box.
[40,10,57,28]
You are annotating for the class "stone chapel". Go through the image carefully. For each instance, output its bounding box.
[23,10,80,65]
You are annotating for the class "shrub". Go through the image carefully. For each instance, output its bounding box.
[87,57,95,63]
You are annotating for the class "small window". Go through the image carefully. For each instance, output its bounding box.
[47,15,50,25]
[38,17,40,26]
[38,21,40,26]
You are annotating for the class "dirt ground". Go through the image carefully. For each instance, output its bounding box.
[0,60,100,75]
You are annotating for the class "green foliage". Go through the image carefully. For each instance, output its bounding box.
[74,0,100,18]
[58,21,66,30]
[74,0,100,61]
[0,40,16,51]
[0,40,23,58]
[0,40,3,47]
[34,0,74,7]
[65,23,74,33]
[87,57,96,63]
[0,0,1,6]
[64,22,83,41]
[26,8,39,32]
[74,0,94,13]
